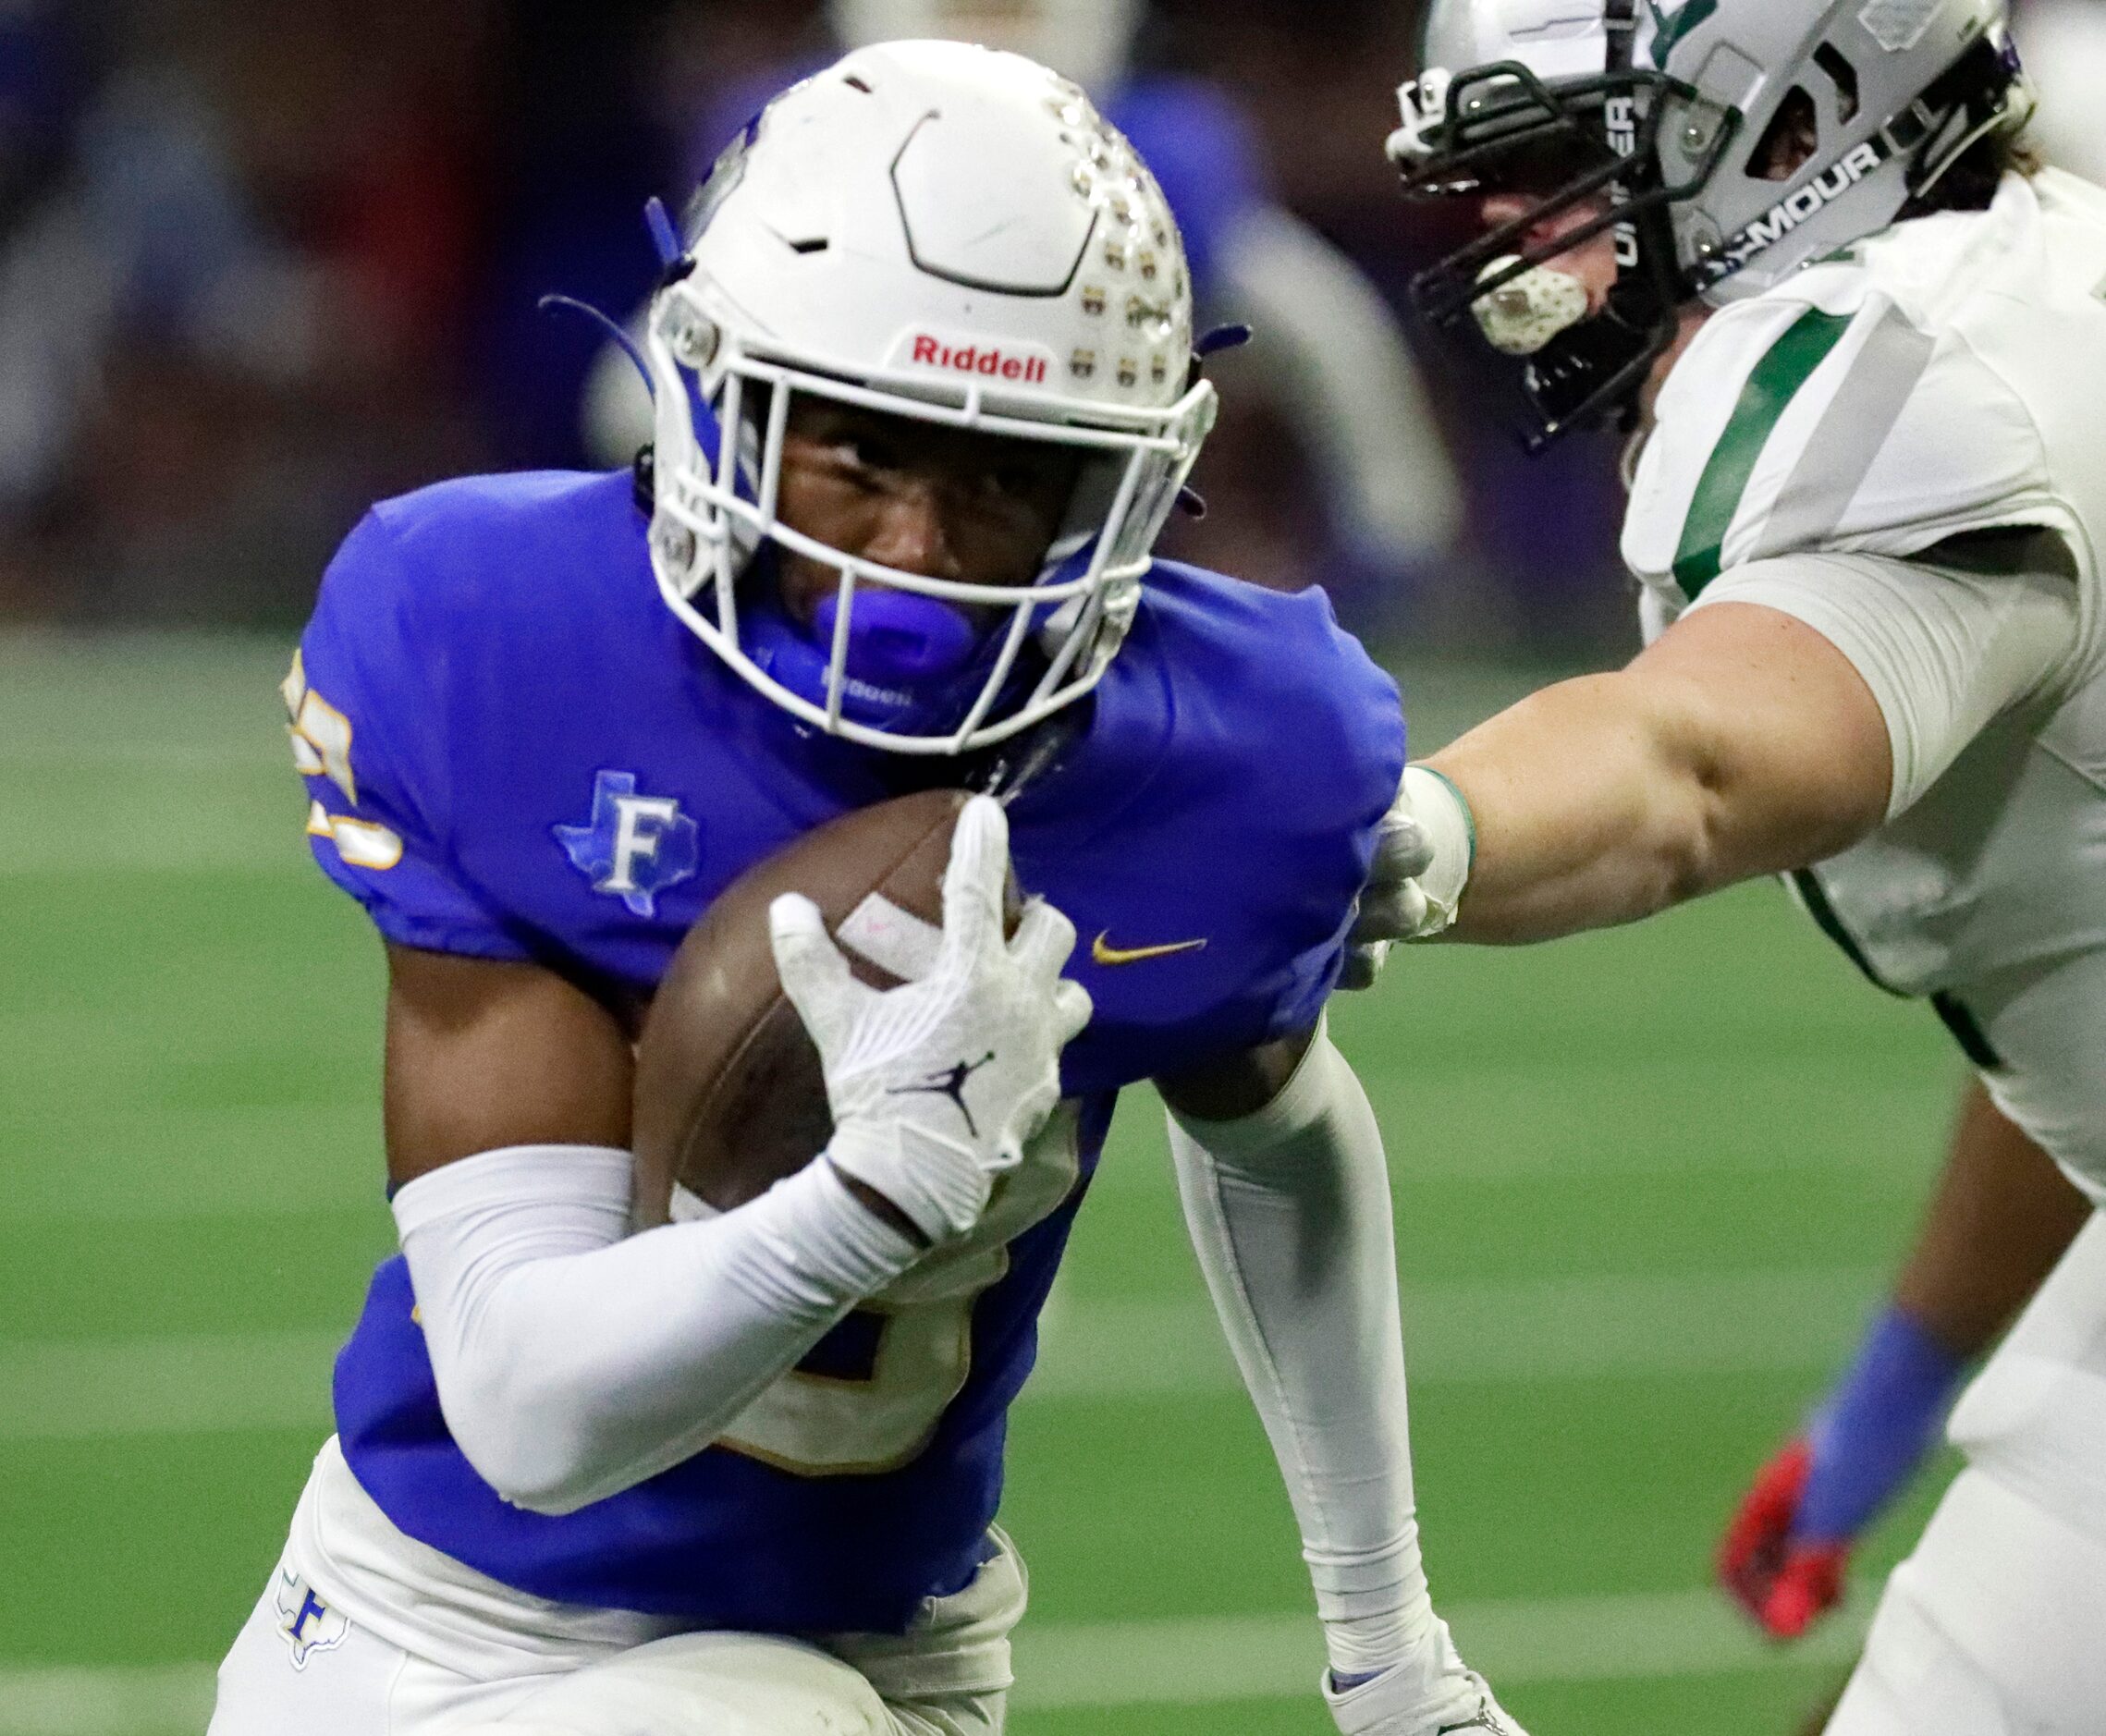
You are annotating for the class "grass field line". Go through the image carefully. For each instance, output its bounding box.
[1013,1586,1871,1709]
[0,1662,215,1736]
[0,1586,1866,1732]
[0,1078,1929,1226]
[1029,1268,1876,1399]
[0,1267,1874,1443]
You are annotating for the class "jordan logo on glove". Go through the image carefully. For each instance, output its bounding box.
[888,1053,998,1138]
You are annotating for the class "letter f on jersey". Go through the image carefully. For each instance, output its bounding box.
[273,1571,349,1669]
[554,770,701,918]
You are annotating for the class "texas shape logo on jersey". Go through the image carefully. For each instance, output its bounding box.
[273,1571,349,1669]
[554,770,701,918]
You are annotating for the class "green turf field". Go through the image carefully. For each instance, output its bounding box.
[0,635,1971,1734]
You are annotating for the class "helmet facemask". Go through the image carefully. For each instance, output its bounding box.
[1390,4,2032,452]
[641,42,1218,758]
[1391,55,1739,451]
[645,281,1214,757]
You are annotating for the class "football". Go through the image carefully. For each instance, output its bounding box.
[631,788,1022,1227]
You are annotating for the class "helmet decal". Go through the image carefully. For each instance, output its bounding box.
[1645,0,1720,71]
[1859,0,1946,55]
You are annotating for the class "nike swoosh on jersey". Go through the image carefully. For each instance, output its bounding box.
[1091,933,1209,967]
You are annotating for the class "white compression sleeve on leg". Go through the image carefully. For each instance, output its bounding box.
[1168,1033,1434,1680]
[393,1146,918,1516]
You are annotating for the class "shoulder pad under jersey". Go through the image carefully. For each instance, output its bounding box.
[1624,258,2059,607]
[1015,561,1403,1070]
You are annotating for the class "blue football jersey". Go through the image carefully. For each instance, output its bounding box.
[288,467,1402,1634]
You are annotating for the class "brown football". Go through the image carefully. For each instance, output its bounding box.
[631,789,1022,1229]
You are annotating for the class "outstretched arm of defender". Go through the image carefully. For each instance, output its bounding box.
[1361,540,2087,951]
[1430,601,1892,943]
[1356,542,2081,952]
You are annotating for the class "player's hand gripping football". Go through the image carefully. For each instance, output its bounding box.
[769,795,1092,1247]
[1341,765,1475,987]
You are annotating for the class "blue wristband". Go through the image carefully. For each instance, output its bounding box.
[1794,1306,1966,1545]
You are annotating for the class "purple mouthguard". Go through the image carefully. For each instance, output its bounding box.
[812,588,982,689]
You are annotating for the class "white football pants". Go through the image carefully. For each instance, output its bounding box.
[1825,1214,2106,1736]
[209,1444,1022,1736]
[210,1554,1022,1736]
[1822,1469,2106,1735]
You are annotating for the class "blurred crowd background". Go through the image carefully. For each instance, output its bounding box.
[0,0,2101,653]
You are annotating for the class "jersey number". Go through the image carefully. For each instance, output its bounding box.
[675,1106,1082,1478]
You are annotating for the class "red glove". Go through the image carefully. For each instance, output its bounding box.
[1717,1438,1851,1640]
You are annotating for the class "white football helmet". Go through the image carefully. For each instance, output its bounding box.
[827,0,1144,96]
[644,40,1214,757]
[1387,0,2035,446]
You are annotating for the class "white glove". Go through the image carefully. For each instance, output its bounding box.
[770,795,1092,1246]
[1339,766,1475,989]
[1324,1620,1529,1736]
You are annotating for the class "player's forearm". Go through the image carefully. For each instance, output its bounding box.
[1720,1085,2093,1628]
[1430,626,1887,944]
[396,1145,918,1515]
[1893,1082,2093,1358]
[1427,672,1735,943]
[1168,1035,1435,1680]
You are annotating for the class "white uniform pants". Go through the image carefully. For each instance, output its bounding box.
[209,1592,1020,1736]
[1823,1469,2106,1735]
[1826,1216,2106,1735]
[209,1444,1023,1736]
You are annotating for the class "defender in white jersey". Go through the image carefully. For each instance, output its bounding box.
[1360,3,2106,1730]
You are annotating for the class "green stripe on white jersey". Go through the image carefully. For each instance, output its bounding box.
[1622,172,2106,613]
[1671,308,1854,597]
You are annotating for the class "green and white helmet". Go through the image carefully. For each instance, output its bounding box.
[1387,0,2034,446]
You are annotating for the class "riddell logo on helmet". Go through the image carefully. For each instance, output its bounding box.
[908,336,1050,385]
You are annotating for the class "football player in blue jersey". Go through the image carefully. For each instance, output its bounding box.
[209,42,1524,1736]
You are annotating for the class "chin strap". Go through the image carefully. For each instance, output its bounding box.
[1185,322,1255,393]
[1166,324,1253,517]
[973,703,1090,804]
[644,196,683,272]
[539,294,654,403]
[1604,0,1639,72]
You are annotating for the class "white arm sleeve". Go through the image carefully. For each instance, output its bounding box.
[1168,1032,1434,1681]
[1688,549,2080,819]
[393,1145,918,1516]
